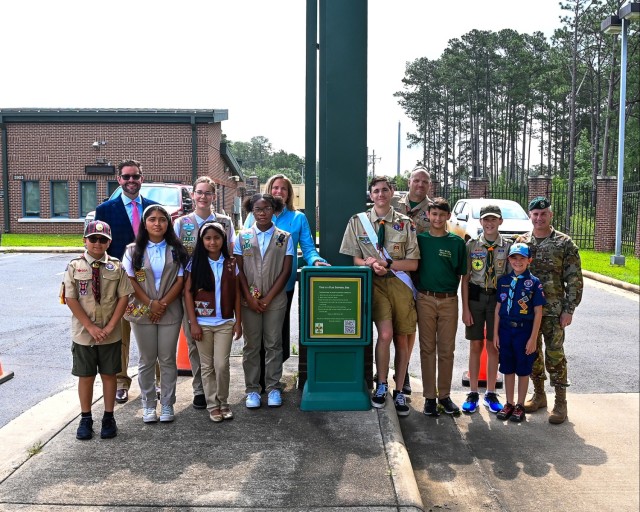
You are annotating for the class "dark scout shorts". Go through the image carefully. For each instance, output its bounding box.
[72,340,122,377]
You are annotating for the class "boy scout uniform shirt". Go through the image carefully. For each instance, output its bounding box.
[466,234,511,289]
[518,228,583,317]
[496,269,546,321]
[62,252,133,346]
[395,195,431,234]
[340,208,420,263]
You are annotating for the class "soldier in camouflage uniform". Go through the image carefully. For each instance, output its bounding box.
[393,166,432,396]
[517,196,583,424]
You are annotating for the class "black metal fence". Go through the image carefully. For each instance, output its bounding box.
[622,182,640,255]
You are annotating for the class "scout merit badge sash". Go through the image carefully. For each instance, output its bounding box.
[356,213,417,300]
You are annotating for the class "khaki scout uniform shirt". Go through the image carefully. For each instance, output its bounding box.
[466,234,511,288]
[396,195,431,234]
[62,252,133,346]
[340,208,420,262]
[518,228,583,317]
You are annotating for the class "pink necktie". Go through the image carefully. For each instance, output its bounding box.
[131,201,140,237]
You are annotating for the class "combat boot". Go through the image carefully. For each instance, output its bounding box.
[524,378,547,413]
[549,386,567,424]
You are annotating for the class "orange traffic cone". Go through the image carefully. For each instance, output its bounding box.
[462,330,503,389]
[176,326,193,376]
[0,358,15,385]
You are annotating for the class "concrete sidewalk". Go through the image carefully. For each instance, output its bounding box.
[0,357,423,511]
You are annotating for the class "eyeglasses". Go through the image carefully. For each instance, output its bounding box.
[194,190,213,197]
[120,174,142,181]
[253,206,274,214]
[87,236,109,243]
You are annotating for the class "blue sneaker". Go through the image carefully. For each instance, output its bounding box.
[462,392,480,413]
[76,416,93,440]
[483,392,504,413]
[371,382,388,408]
[246,392,261,409]
[267,389,282,407]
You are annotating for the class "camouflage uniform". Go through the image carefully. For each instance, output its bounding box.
[395,195,431,234]
[518,228,583,387]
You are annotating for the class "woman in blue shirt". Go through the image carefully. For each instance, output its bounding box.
[244,174,329,390]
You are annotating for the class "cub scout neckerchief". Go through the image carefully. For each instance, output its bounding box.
[356,212,417,300]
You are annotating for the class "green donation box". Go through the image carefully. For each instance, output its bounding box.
[299,266,372,411]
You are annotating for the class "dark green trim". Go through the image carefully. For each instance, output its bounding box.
[1,116,9,232]
[0,108,228,125]
[305,0,318,238]
[191,117,198,184]
[220,143,244,181]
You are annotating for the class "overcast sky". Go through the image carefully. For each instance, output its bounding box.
[1,0,564,177]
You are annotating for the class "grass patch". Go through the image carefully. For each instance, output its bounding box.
[1,234,83,247]
[27,441,44,458]
[581,250,639,286]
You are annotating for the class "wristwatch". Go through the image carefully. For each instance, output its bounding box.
[385,258,393,269]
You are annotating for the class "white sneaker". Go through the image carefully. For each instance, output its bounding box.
[143,407,158,423]
[159,404,175,422]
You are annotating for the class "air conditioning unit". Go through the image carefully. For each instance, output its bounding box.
[96,157,107,165]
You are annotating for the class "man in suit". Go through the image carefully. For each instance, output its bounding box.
[95,159,157,403]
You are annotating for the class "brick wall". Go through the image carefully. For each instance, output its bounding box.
[528,176,552,203]
[594,176,617,252]
[468,177,489,199]
[0,121,240,235]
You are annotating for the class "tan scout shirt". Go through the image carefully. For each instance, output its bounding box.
[340,208,420,261]
[63,252,133,346]
[466,234,512,288]
[396,195,431,234]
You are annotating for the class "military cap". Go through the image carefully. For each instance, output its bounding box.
[480,203,502,219]
[84,220,112,240]
[508,242,530,258]
[528,196,551,211]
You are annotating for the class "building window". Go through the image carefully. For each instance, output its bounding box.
[107,181,119,198]
[23,181,40,217]
[79,181,97,217]
[51,181,69,217]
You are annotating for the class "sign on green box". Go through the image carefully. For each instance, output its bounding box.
[309,277,361,338]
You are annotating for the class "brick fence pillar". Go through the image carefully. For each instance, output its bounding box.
[594,176,617,252]
[430,180,441,198]
[635,202,640,258]
[468,177,489,199]
[528,176,552,203]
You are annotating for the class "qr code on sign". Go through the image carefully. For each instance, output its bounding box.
[344,320,356,335]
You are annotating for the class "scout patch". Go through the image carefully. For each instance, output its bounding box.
[470,250,487,259]
[79,281,89,296]
[500,293,507,301]
[183,223,195,235]
[135,269,146,282]
[393,244,400,254]
[275,233,286,247]
[105,262,115,271]
[392,222,404,231]
[249,285,261,299]
[472,259,484,271]
[524,279,533,288]
[195,300,214,316]
[357,235,372,245]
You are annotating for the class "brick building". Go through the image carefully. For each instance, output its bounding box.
[0,108,245,235]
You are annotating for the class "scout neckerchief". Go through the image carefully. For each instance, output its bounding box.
[506,274,524,314]
[91,261,101,303]
[356,212,417,299]
[484,240,496,290]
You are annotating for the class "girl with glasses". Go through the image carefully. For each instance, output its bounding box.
[235,193,294,409]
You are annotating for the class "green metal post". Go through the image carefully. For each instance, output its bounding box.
[318,0,367,265]
[305,0,317,240]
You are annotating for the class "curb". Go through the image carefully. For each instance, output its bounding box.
[0,247,83,254]
[583,269,639,294]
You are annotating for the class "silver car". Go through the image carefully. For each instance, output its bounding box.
[447,198,533,241]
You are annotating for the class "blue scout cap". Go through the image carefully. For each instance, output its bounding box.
[508,243,530,258]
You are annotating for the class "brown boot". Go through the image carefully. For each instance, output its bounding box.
[549,387,567,424]
[524,378,547,413]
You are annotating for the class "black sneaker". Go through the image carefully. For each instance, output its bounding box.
[510,404,526,423]
[192,394,207,410]
[76,417,93,440]
[393,390,410,417]
[402,371,412,395]
[423,398,439,416]
[439,397,460,415]
[371,382,388,408]
[100,416,118,439]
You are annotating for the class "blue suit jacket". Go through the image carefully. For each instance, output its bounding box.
[95,196,157,260]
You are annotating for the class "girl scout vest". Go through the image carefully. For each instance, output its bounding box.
[124,243,183,324]
[193,257,237,319]
[176,213,234,255]
[238,226,291,311]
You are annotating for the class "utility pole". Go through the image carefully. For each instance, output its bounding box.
[368,149,381,179]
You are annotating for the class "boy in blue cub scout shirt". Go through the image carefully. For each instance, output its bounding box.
[493,243,546,423]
